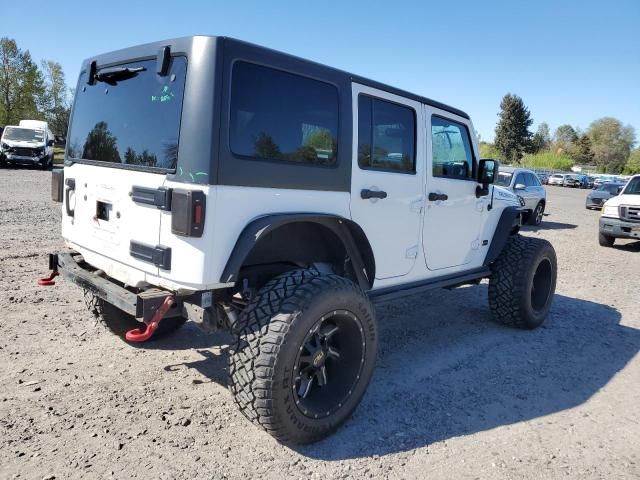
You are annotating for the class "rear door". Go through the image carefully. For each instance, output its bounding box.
[349,84,424,279]
[61,56,187,276]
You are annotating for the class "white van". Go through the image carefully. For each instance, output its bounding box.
[0,120,55,169]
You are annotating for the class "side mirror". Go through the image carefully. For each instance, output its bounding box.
[47,139,54,147]
[476,159,498,197]
[514,183,526,190]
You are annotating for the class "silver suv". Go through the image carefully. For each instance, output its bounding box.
[496,166,547,225]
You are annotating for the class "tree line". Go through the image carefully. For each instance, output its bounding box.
[0,37,71,136]
[481,93,639,174]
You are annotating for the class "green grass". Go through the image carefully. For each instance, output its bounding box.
[521,151,575,171]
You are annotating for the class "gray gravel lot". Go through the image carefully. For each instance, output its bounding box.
[1,169,639,479]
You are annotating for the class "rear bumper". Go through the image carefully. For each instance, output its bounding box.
[49,252,198,321]
[599,217,640,240]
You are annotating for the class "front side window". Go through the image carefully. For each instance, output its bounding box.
[230,62,338,166]
[67,57,187,170]
[431,116,474,179]
[525,172,540,186]
[358,95,416,173]
[514,173,526,187]
[496,171,513,187]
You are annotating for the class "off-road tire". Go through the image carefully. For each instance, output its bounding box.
[83,291,186,339]
[598,233,615,247]
[488,235,557,329]
[228,268,377,445]
[528,202,544,226]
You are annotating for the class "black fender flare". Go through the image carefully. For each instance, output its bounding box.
[221,213,375,291]
[483,206,521,266]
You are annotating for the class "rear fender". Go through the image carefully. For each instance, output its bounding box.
[221,214,375,291]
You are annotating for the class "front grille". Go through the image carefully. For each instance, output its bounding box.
[620,206,640,222]
[14,147,38,157]
[591,198,603,205]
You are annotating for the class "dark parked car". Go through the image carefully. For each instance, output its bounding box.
[585,182,625,209]
[563,174,582,188]
[582,176,595,188]
[536,173,549,184]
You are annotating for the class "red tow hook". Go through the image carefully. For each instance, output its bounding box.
[125,295,175,342]
[37,271,59,286]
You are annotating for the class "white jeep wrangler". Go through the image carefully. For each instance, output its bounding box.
[42,36,557,444]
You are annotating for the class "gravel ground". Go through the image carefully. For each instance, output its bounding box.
[1,169,639,480]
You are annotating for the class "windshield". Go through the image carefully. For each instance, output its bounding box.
[622,177,640,195]
[597,183,622,194]
[67,57,187,170]
[496,172,513,187]
[3,127,44,143]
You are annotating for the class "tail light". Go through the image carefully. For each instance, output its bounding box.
[171,189,206,237]
[51,169,64,202]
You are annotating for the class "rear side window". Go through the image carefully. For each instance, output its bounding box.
[230,62,338,166]
[431,116,474,179]
[357,95,416,173]
[67,57,187,170]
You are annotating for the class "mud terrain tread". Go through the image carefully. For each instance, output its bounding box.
[488,235,554,328]
[228,269,369,442]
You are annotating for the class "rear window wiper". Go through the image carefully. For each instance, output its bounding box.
[94,66,146,85]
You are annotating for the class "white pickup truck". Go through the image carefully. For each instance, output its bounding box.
[599,175,640,246]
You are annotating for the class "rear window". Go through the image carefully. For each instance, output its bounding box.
[67,57,187,170]
[230,61,339,166]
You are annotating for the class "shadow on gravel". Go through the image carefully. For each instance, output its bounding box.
[131,322,228,351]
[298,286,639,460]
[521,221,577,232]
[612,240,640,252]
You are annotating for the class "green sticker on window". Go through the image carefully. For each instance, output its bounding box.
[151,85,175,103]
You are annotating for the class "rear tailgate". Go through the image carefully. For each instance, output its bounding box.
[61,163,164,277]
[61,54,188,284]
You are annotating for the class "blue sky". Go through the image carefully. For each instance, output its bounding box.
[3,0,639,143]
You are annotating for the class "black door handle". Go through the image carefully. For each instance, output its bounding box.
[428,192,448,202]
[65,178,76,217]
[361,189,387,200]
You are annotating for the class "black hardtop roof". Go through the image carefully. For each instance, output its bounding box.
[221,36,470,119]
[88,35,470,120]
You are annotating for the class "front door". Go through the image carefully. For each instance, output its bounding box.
[349,84,424,280]
[423,110,485,270]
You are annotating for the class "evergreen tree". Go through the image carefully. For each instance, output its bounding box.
[574,134,595,164]
[494,94,533,164]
